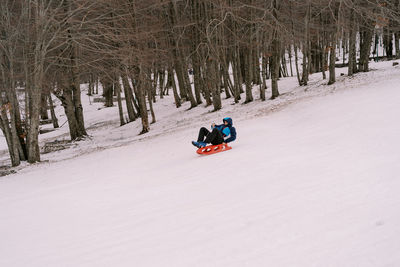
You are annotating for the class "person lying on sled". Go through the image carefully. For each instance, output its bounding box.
[192,117,236,148]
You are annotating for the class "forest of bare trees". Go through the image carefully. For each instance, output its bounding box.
[0,0,399,166]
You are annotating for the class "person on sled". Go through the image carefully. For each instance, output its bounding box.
[192,117,236,148]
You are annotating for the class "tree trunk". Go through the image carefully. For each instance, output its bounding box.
[281,51,289,77]
[102,79,114,107]
[221,63,232,99]
[174,59,188,101]
[56,86,80,140]
[321,39,327,79]
[12,92,27,161]
[0,107,20,166]
[159,69,165,98]
[40,92,49,120]
[145,71,156,124]
[294,43,302,85]
[301,42,309,86]
[348,11,357,76]
[209,60,222,111]
[121,70,137,121]
[232,46,242,103]
[136,68,150,134]
[260,54,267,101]
[244,48,253,103]
[359,28,373,72]
[271,39,280,99]
[88,74,94,96]
[26,74,42,163]
[148,88,156,124]
[383,28,393,58]
[65,0,86,138]
[0,59,27,163]
[301,4,310,86]
[53,69,87,140]
[71,70,87,138]
[152,70,158,103]
[288,46,294,77]
[395,32,400,59]
[168,68,181,108]
[192,56,203,104]
[181,60,197,108]
[115,80,126,126]
[253,48,261,85]
[328,40,336,85]
[0,81,25,166]
[48,93,59,128]
[95,77,99,94]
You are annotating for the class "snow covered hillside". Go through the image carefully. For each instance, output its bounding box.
[0,61,400,266]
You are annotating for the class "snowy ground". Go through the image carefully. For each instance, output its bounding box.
[0,61,400,266]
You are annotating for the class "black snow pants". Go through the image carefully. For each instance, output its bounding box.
[197,127,224,145]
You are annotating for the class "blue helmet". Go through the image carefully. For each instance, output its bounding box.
[223,117,233,127]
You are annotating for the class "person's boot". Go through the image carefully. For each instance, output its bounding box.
[192,141,207,148]
[198,142,207,148]
[192,141,200,148]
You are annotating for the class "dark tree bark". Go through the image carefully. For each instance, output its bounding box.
[192,56,203,104]
[270,39,280,99]
[244,48,254,103]
[13,92,27,161]
[146,71,156,124]
[348,10,357,76]
[395,32,400,58]
[88,74,94,96]
[115,79,126,126]
[294,43,302,85]
[208,59,222,111]
[135,67,150,134]
[0,83,26,165]
[359,28,373,72]
[174,63,187,101]
[288,46,294,77]
[232,46,242,103]
[95,77,99,95]
[102,78,114,107]
[260,54,267,101]
[0,104,20,166]
[328,41,336,85]
[158,69,165,98]
[221,64,232,99]
[181,61,197,108]
[53,43,88,141]
[383,28,394,58]
[40,93,49,120]
[121,70,137,122]
[48,93,59,128]
[54,85,81,141]
[168,68,181,108]
[321,36,327,80]
[301,3,310,86]
[66,0,87,139]
[26,70,43,163]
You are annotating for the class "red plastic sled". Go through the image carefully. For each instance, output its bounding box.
[196,143,232,155]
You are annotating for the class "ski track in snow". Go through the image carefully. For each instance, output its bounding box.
[0,61,399,266]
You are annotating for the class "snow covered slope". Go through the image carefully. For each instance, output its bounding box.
[0,62,400,266]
